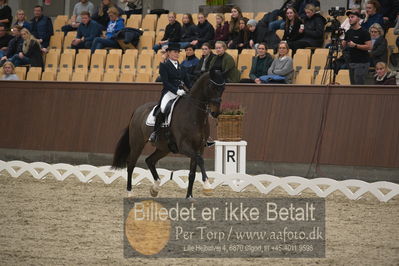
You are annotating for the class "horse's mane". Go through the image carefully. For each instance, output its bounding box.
[190,72,210,95]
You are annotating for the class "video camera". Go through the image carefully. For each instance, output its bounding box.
[328,7,346,17]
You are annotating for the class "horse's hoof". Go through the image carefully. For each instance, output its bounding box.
[150,179,161,197]
[127,191,134,198]
[203,179,213,196]
[186,196,196,202]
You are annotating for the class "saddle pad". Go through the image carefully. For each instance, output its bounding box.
[145,98,179,127]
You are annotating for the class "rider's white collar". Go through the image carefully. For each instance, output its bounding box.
[169,59,178,68]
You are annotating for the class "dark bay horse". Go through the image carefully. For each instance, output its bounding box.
[111,69,225,198]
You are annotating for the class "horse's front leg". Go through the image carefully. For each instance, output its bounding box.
[195,153,212,195]
[186,158,197,199]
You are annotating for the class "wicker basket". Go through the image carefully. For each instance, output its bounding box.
[216,115,243,141]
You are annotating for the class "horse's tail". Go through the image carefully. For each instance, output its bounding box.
[111,126,130,169]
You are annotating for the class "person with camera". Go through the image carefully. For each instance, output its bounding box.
[342,10,372,85]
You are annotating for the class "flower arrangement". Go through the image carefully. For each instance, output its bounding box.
[220,102,245,116]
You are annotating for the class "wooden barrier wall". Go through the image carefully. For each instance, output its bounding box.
[1,81,398,168]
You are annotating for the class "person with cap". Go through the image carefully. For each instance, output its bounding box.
[148,43,192,143]
[343,9,372,85]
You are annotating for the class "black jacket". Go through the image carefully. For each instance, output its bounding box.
[193,52,216,78]
[159,59,191,95]
[196,20,214,44]
[283,17,303,42]
[370,36,388,66]
[180,23,198,42]
[24,40,44,68]
[300,13,326,47]
[114,27,143,47]
[6,36,23,58]
[30,15,53,48]
[162,22,181,42]
[0,5,12,29]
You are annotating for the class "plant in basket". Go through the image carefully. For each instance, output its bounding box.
[217,102,245,141]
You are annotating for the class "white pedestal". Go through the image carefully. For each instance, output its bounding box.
[214,140,247,174]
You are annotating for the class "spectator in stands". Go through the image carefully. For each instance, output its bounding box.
[178,13,198,49]
[0,0,12,29]
[282,7,303,49]
[208,40,240,83]
[62,0,95,36]
[1,61,18,80]
[190,13,214,49]
[8,28,43,68]
[228,6,245,49]
[14,9,31,31]
[369,23,387,66]
[72,11,102,50]
[361,0,384,31]
[377,0,399,28]
[374,62,397,85]
[0,25,23,64]
[340,6,363,32]
[260,41,293,84]
[92,0,123,30]
[118,0,142,17]
[343,10,371,85]
[181,45,199,81]
[193,42,215,79]
[0,22,11,58]
[247,19,259,49]
[246,43,274,84]
[297,0,320,19]
[289,4,325,52]
[268,0,300,32]
[90,7,124,53]
[153,12,181,52]
[30,5,53,49]
[228,17,249,53]
[212,13,229,47]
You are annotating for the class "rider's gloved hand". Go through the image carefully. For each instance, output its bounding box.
[177,89,186,96]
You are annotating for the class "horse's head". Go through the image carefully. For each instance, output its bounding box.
[207,68,225,118]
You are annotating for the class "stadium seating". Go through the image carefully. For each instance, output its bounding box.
[87,71,103,82]
[103,72,119,82]
[41,71,56,81]
[242,12,254,19]
[26,69,42,81]
[105,53,122,71]
[90,53,106,72]
[293,53,309,71]
[119,72,135,82]
[141,14,157,31]
[237,53,253,79]
[314,69,334,85]
[45,53,60,70]
[135,72,151,82]
[15,67,27,80]
[138,35,154,50]
[49,32,64,49]
[126,14,142,28]
[121,53,137,73]
[335,69,351,85]
[294,69,314,85]
[59,53,75,70]
[56,71,72,81]
[71,71,87,82]
[310,53,328,70]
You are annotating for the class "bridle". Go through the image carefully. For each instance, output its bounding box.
[187,78,225,114]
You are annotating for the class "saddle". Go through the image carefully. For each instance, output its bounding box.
[145,97,179,127]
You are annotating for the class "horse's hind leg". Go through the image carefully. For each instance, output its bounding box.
[145,149,169,197]
[126,138,146,196]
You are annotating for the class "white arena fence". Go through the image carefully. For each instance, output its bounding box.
[0,160,398,202]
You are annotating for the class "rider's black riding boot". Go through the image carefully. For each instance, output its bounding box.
[149,112,165,143]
